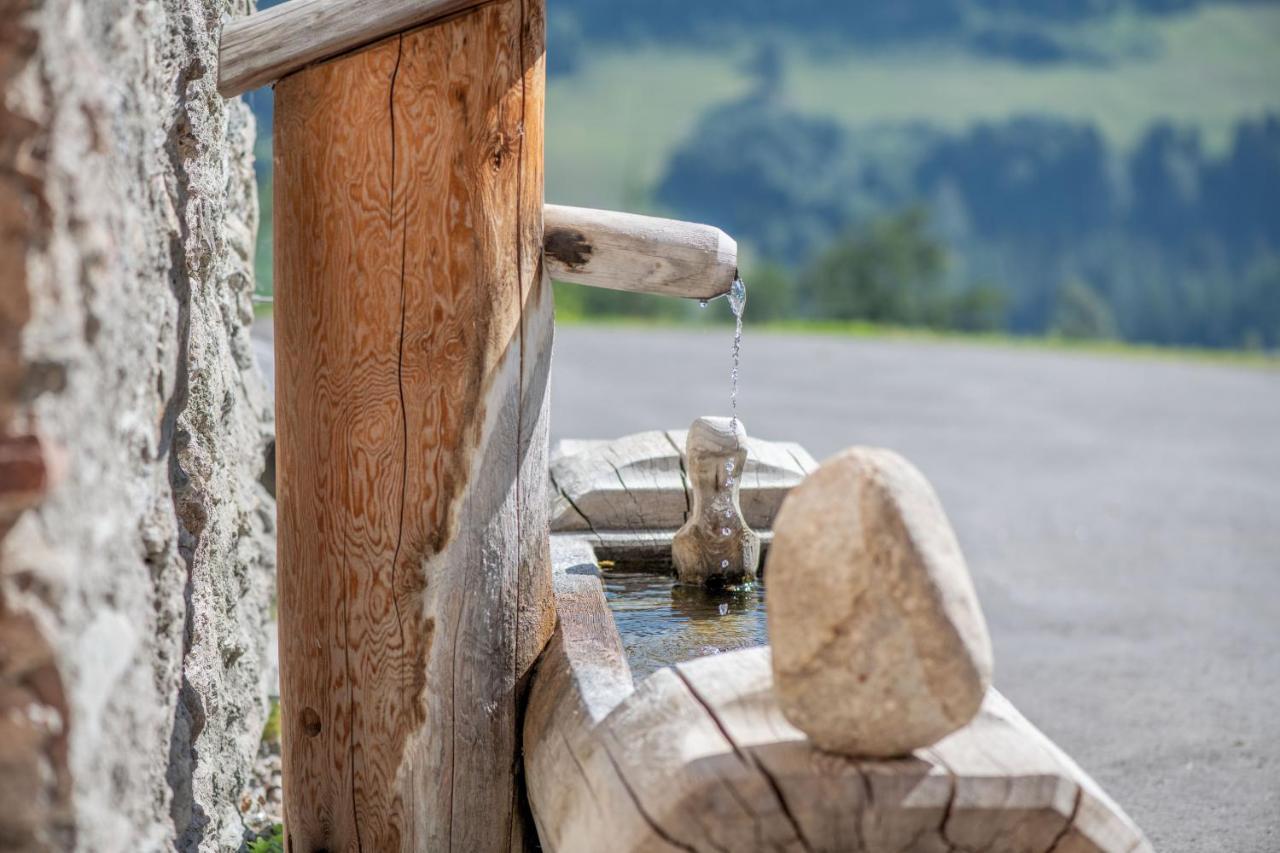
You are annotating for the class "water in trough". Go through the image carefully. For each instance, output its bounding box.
[602,567,767,681]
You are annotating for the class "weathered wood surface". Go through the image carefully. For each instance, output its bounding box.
[218,0,491,96]
[672,417,760,586]
[544,205,738,300]
[524,538,1152,853]
[273,2,551,850]
[549,431,816,561]
[522,538,656,851]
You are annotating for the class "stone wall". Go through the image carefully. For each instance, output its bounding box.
[0,1,274,850]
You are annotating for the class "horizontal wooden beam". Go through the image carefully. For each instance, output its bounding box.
[218,0,488,97]
[545,204,737,301]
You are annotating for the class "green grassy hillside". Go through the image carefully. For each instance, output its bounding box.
[547,3,1280,210]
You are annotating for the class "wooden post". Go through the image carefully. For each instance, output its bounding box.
[273,0,552,849]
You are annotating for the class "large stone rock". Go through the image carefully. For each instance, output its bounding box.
[672,417,761,586]
[0,1,274,850]
[766,447,993,758]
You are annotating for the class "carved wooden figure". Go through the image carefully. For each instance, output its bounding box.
[672,416,761,586]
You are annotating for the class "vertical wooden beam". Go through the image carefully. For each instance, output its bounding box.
[273,0,551,849]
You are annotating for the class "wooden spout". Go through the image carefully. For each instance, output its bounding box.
[544,205,737,301]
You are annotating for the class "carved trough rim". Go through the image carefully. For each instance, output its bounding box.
[524,535,1153,853]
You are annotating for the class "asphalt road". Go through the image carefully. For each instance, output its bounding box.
[255,321,1280,852]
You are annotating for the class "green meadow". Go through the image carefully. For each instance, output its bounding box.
[546,3,1280,211]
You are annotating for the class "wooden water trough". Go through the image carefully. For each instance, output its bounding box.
[528,437,1152,853]
[219,1,1151,850]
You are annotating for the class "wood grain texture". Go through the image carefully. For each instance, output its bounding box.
[218,0,490,97]
[273,2,551,849]
[524,539,1152,853]
[544,204,738,300]
[547,432,814,566]
[523,537,670,853]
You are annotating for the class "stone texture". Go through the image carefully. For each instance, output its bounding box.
[672,417,760,586]
[766,447,993,758]
[0,1,274,850]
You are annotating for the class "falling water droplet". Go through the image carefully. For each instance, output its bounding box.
[729,277,747,314]
[722,527,731,537]
[726,459,735,472]
[699,299,709,308]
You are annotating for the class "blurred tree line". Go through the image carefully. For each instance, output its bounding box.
[549,0,1218,73]
[649,93,1280,348]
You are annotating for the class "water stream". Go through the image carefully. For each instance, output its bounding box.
[698,276,748,428]
[728,276,746,429]
[603,278,760,680]
[720,277,748,541]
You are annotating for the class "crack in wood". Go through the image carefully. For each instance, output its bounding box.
[930,749,964,853]
[847,759,874,853]
[558,730,603,811]
[601,747,699,853]
[379,34,407,853]
[702,767,763,851]
[1044,786,1083,853]
[784,447,815,477]
[550,469,597,535]
[663,430,693,524]
[604,458,648,532]
[673,668,815,853]
[602,457,665,553]
[508,0,531,845]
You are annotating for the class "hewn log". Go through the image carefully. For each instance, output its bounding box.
[521,538,655,851]
[273,2,551,850]
[548,431,816,532]
[524,537,1153,853]
[544,205,738,300]
[548,430,815,564]
[218,0,491,96]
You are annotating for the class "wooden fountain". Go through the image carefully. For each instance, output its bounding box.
[532,440,1151,852]
[217,2,1152,850]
